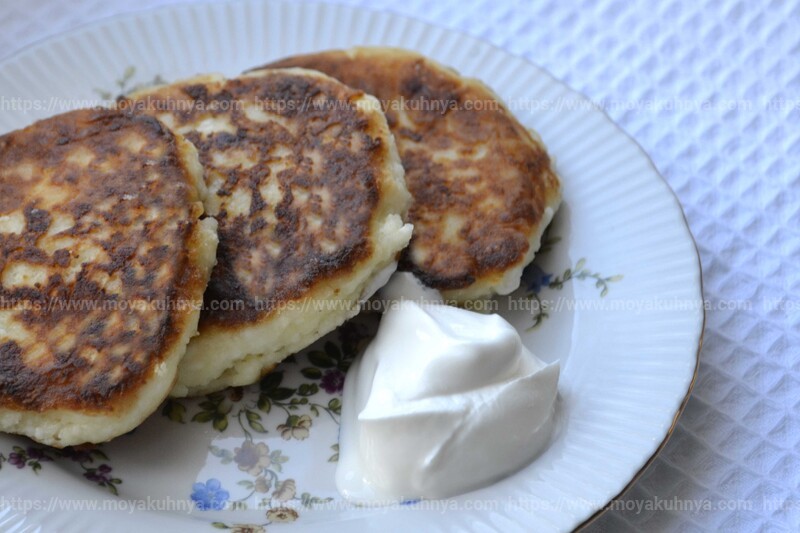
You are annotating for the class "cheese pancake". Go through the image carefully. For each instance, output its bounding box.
[126,68,412,397]
[0,109,218,446]
[264,47,561,301]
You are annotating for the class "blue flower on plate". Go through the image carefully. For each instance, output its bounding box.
[191,478,230,511]
[525,264,553,294]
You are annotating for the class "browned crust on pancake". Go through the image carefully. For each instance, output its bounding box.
[125,71,391,331]
[0,109,206,412]
[264,49,560,291]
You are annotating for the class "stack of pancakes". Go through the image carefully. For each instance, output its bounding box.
[0,48,560,446]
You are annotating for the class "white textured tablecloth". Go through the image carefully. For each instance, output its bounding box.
[1,0,797,530]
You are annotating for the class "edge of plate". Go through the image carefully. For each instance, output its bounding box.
[574,216,704,531]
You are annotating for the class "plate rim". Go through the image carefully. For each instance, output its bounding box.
[0,1,705,531]
[575,233,704,530]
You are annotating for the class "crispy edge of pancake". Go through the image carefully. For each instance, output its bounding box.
[0,130,218,447]
[437,79,561,302]
[263,48,562,302]
[437,73,561,302]
[125,69,411,397]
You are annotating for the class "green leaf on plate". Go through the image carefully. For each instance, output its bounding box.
[192,411,214,423]
[161,400,186,423]
[325,341,342,360]
[260,372,283,392]
[91,449,109,461]
[257,395,271,413]
[212,415,229,432]
[297,383,318,396]
[328,398,342,413]
[301,367,322,379]
[268,387,295,401]
[308,350,335,368]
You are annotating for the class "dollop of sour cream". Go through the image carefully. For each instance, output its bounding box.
[337,273,560,503]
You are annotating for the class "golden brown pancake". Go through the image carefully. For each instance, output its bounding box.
[264,47,561,300]
[125,69,411,396]
[0,108,218,446]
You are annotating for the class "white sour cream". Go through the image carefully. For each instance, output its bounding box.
[337,273,560,503]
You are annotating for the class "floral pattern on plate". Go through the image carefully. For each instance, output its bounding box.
[523,235,623,328]
[162,319,378,525]
[163,320,372,442]
[0,444,121,494]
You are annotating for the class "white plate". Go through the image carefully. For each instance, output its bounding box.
[0,1,703,531]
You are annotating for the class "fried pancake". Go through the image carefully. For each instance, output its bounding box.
[264,47,561,300]
[126,68,412,397]
[0,109,218,446]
